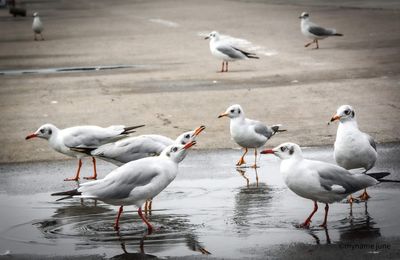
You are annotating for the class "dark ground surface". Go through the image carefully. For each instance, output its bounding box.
[0,143,399,259]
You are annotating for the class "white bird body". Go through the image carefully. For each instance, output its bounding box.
[26,123,144,180]
[205,31,258,72]
[261,142,381,227]
[89,126,205,166]
[32,15,43,34]
[219,104,282,167]
[334,120,377,171]
[77,154,178,207]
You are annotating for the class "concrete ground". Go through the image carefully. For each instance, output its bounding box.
[0,0,399,163]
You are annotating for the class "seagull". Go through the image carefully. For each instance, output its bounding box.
[218,104,284,168]
[75,125,205,212]
[51,141,197,233]
[25,123,145,181]
[204,31,259,72]
[32,12,44,41]
[82,126,206,166]
[261,142,388,228]
[329,105,377,201]
[299,12,343,49]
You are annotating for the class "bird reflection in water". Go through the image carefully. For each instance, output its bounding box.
[236,167,259,187]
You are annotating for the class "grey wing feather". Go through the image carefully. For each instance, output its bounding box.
[309,26,335,36]
[253,122,273,139]
[365,134,377,151]
[315,161,377,194]
[216,45,244,59]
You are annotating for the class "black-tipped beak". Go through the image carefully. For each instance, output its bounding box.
[192,125,206,137]
[25,133,37,140]
[204,36,210,40]
[183,140,196,150]
[218,113,228,118]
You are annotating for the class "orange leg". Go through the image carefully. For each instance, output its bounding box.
[319,203,329,228]
[64,159,82,181]
[251,148,258,168]
[114,205,123,231]
[236,148,248,166]
[84,157,97,180]
[138,207,153,234]
[299,201,318,228]
[358,188,370,201]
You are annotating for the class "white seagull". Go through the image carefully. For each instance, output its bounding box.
[299,12,343,49]
[83,126,206,166]
[218,104,284,168]
[330,105,377,201]
[32,12,44,41]
[204,31,259,72]
[25,123,145,181]
[261,142,387,228]
[52,141,197,233]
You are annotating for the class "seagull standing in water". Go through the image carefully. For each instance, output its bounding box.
[205,31,259,72]
[32,12,44,41]
[52,141,197,233]
[299,12,343,49]
[329,105,377,201]
[25,123,145,181]
[261,143,387,228]
[218,104,284,168]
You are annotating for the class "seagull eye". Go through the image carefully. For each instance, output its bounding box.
[280,146,286,152]
[230,109,235,113]
[172,147,178,152]
[181,141,185,145]
[344,110,350,115]
[238,110,241,114]
[48,129,52,135]
[40,129,45,133]
[185,134,190,139]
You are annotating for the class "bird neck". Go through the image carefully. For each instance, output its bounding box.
[339,118,359,131]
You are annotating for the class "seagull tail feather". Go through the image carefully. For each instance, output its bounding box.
[334,33,343,36]
[122,124,146,135]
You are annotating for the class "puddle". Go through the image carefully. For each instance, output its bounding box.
[0,65,150,76]
[0,144,399,258]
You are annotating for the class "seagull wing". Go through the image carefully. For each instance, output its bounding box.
[251,120,273,139]
[63,125,127,148]
[312,160,378,194]
[308,25,336,36]
[365,133,377,151]
[216,44,246,59]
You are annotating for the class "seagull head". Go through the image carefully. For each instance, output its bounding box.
[175,125,206,145]
[299,12,309,19]
[261,142,302,160]
[329,105,355,124]
[162,141,196,163]
[218,104,244,119]
[25,123,56,140]
[33,12,39,17]
[204,31,220,40]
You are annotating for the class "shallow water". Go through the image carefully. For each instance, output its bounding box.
[0,144,399,258]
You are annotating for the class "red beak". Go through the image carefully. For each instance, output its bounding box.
[183,140,196,150]
[25,133,38,140]
[260,149,275,154]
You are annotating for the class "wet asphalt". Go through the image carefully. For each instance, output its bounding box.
[0,143,399,259]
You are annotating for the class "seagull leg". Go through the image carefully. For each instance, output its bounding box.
[144,200,149,215]
[358,188,370,201]
[114,205,123,231]
[84,157,98,180]
[314,39,319,49]
[148,199,153,214]
[304,39,314,48]
[347,194,357,204]
[41,33,44,41]
[236,168,249,187]
[220,62,225,72]
[236,148,248,166]
[225,61,229,72]
[251,148,258,168]
[299,201,318,228]
[138,207,153,234]
[64,159,82,181]
[319,203,329,228]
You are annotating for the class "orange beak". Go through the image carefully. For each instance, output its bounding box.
[218,113,228,118]
[260,149,275,154]
[25,133,38,140]
[329,114,341,124]
[193,125,206,137]
[183,140,196,150]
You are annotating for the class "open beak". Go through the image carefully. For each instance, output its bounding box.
[25,133,37,140]
[204,36,210,40]
[183,140,196,150]
[192,125,206,137]
[260,149,275,154]
[218,113,228,118]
